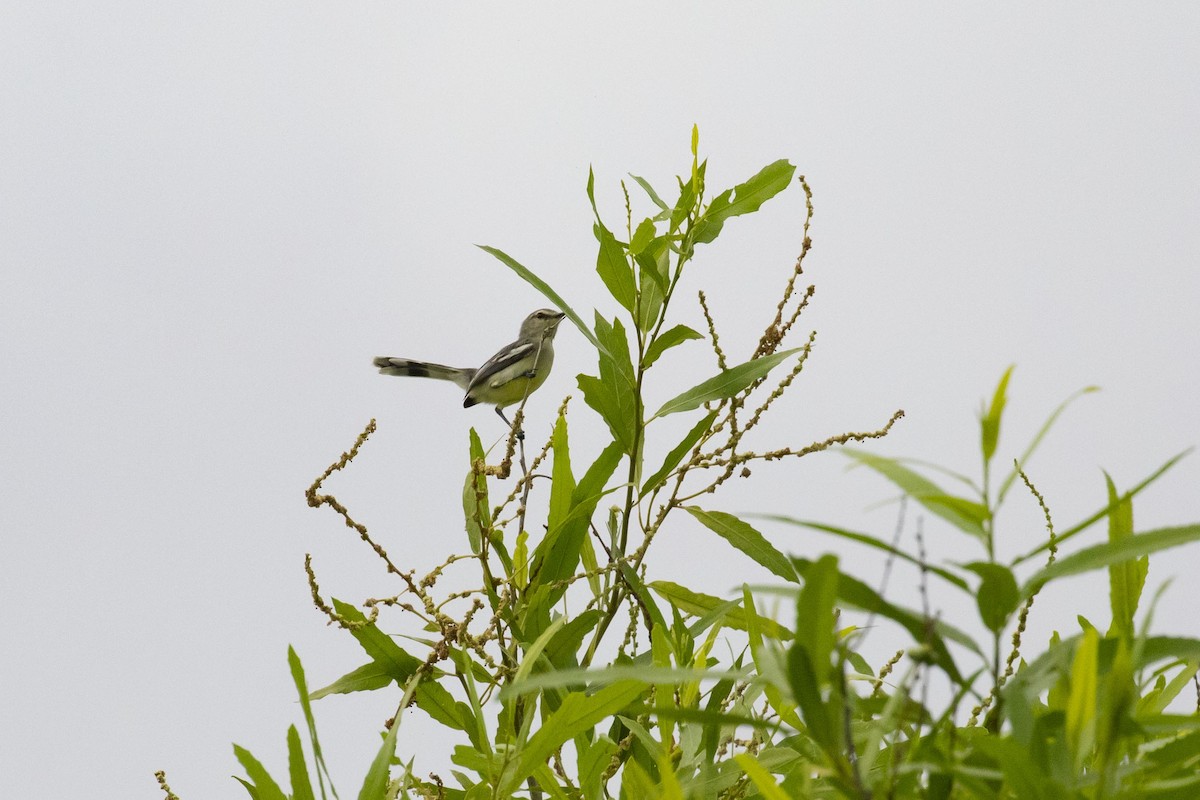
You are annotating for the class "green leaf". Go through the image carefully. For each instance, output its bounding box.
[685,508,796,583]
[693,159,797,245]
[233,745,288,800]
[743,587,804,731]
[629,174,670,213]
[641,411,716,496]
[971,736,1056,800]
[629,218,657,255]
[637,249,668,331]
[752,515,971,592]
[1104,475,1145,639]
[1066,627,1099,770]
[791,558,969,683]
[794,554,839,682]
[1141,636,1200,666]
[544,610,603,670]
[476,244,603,355]
[512,616,568,687]
[506,681,647,793]
[1024,524,1200,597]
[594,222,637,314]
[332,599,423,683]
[786,645,835,752]
[1012,448,1192,565]
[286,726,316,800]
[652,347,803,419]
[233,777,259,800]
[578,735,618,800]
[535,439,624,605]
[842,449,988,540]
[648,581,792,640]
[980,365,1014,465]
[413,679,469,732]
[577,375,633,455]
[733,753,791,800]
[578,315,639,452]
[546,414,575,533]
[643,324,703,370]
[620,759,657,798]
[357,711,401,800]
[287,647,337,800]
[962,562,1020,633]
[996,384,1100,505]
[309,661,394,700]
[462,428,489,555]
[670,172,697,233]
[617,560,669,632]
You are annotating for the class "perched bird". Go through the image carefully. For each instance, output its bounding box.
[373,308,566,427]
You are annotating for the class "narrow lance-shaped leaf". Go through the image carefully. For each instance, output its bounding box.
[792,557,969,683]
[686,508,797,583]
[787,644,837,753]
[286,725,316,800]
[1012,448,1192,565]
[980,365,1014,466]
[643,324,703,370]
[233,745,288,800]
[629,217,658,255]
[356,683,405,800]
[309,661,394,700]
[648,580,793,641]
[506,681,647,794]
[1066,627,1099,771]
[332,599,423,683]
[1104,474,1145,639]
[743,586,804,731]
[288,647,337,800]
[462,428,489,555]
[962,562,1020,633]
[652,347,803,419]
[629,174,670,213]
[841,448,989,540]
[754,515,972,592]
[535,439,625,605]
[693,159,797,244]
[546,414,575,534]
[794,554,839,683]
[578,314,640,453]
[734,754,792,800]
[476,244,605,356]
[1023,524,1200,598]
[641,410,716,496]
[594,222,638,314]
[413,679,470,733]
[997,384,1100,505]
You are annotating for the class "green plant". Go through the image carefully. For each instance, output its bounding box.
[169,132,1200,800]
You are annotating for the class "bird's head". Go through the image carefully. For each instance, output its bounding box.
[520,308,567,340]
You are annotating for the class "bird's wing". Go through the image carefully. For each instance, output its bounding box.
[467,340,536,394]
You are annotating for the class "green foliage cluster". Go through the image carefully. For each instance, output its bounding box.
[213,132,1200,800]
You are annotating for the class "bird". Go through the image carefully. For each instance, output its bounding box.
[373,308,566,427]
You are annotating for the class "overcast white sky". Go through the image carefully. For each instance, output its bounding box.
[3,4,1199,798]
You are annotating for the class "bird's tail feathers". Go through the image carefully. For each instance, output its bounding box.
[372,358,475,391]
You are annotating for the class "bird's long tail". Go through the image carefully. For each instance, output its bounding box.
[372,358,476,391]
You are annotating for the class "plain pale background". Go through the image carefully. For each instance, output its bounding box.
[3,4,1198,797]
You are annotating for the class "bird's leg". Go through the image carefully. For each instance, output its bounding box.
[495,406,524,440]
